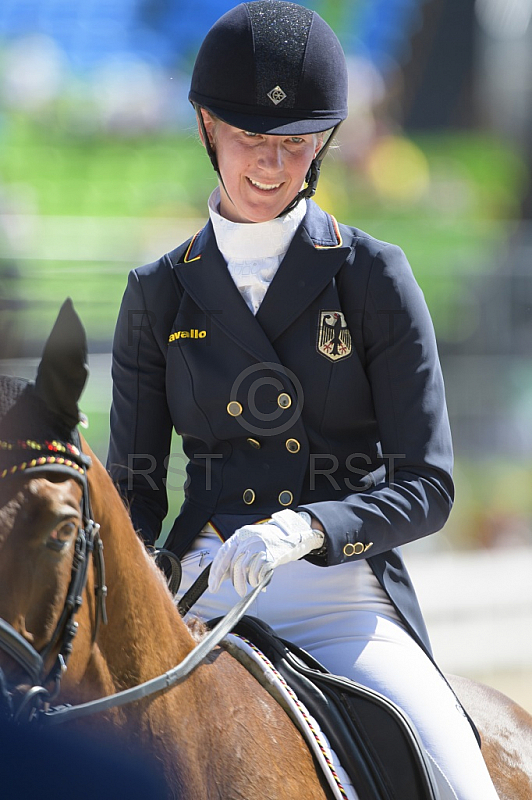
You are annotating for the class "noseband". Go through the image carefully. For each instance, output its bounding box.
[0,434,107,722]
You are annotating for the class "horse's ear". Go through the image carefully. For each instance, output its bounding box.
[35,298,89,430]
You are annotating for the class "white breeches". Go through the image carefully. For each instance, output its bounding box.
[177,531,499,800]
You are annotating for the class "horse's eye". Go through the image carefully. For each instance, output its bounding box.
[47,521,78,552]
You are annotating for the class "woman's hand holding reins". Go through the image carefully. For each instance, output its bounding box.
[208,510,325,597]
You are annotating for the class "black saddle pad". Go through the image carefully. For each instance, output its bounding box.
[213,615,440,800]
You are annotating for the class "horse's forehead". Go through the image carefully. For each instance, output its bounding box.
[0,477,82,534]
[25,476,83,506]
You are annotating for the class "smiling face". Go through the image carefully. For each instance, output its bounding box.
[200,110,322,223]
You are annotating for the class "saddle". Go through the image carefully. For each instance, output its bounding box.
[213,616,440,800]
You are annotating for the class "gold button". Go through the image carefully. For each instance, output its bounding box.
[286,438,300,453]
[227,401,243,417]
[343,542,365,557]
[243,489,256,505]
[247,438,261,450]
[278,490,293,506]
[277,393,292,409]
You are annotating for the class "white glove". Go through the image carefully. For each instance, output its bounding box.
[208,509,325,597]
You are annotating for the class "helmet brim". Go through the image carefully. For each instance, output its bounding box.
[195,101,344,135]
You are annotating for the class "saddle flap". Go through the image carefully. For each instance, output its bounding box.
[217,615,440,800]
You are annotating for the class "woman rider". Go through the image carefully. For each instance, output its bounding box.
[108,3,500,797]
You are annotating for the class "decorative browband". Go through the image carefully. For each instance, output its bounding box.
[0,439,89,480]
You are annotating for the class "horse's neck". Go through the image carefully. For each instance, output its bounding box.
[86,449,194,685]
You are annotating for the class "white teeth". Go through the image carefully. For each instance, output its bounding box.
[249,178,281,190]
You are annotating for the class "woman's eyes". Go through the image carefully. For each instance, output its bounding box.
[241,131,305,145]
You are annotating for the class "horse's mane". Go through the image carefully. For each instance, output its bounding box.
[84,437,191,607]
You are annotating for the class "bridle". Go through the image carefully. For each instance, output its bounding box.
[0,433,270,728]
[0,433,107,722]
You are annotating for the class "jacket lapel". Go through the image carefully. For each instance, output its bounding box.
[173,221,282,364]
[173,203,352,359]
[256,202,352,342]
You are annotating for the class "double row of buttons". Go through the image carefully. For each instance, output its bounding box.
[227,392,292,418]
[246,437,300,453]
[242,488,294,506]
[227,397,300,452]
[227,394,297,508]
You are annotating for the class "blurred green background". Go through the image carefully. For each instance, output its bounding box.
[0,0,531,550]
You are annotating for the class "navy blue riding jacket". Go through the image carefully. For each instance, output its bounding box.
[108,199,454,657]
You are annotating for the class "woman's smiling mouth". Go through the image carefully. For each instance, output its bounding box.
[248,178,282,191]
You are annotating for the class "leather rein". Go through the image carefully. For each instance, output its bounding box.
[0,435,269,726]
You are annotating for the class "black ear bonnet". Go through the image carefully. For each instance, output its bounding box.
[0,299,90,481]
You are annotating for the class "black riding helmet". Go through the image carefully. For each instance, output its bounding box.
[189,0,348,214]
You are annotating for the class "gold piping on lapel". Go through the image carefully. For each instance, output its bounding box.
[183,231,202,263]
[314,215,343,249]
[202,521,225,542]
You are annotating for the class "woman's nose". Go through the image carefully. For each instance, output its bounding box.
[257,140,284,170]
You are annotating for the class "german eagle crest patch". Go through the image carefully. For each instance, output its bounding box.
[317,311,352,362]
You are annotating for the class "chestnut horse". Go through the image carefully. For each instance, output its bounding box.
[0,301,531,800]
